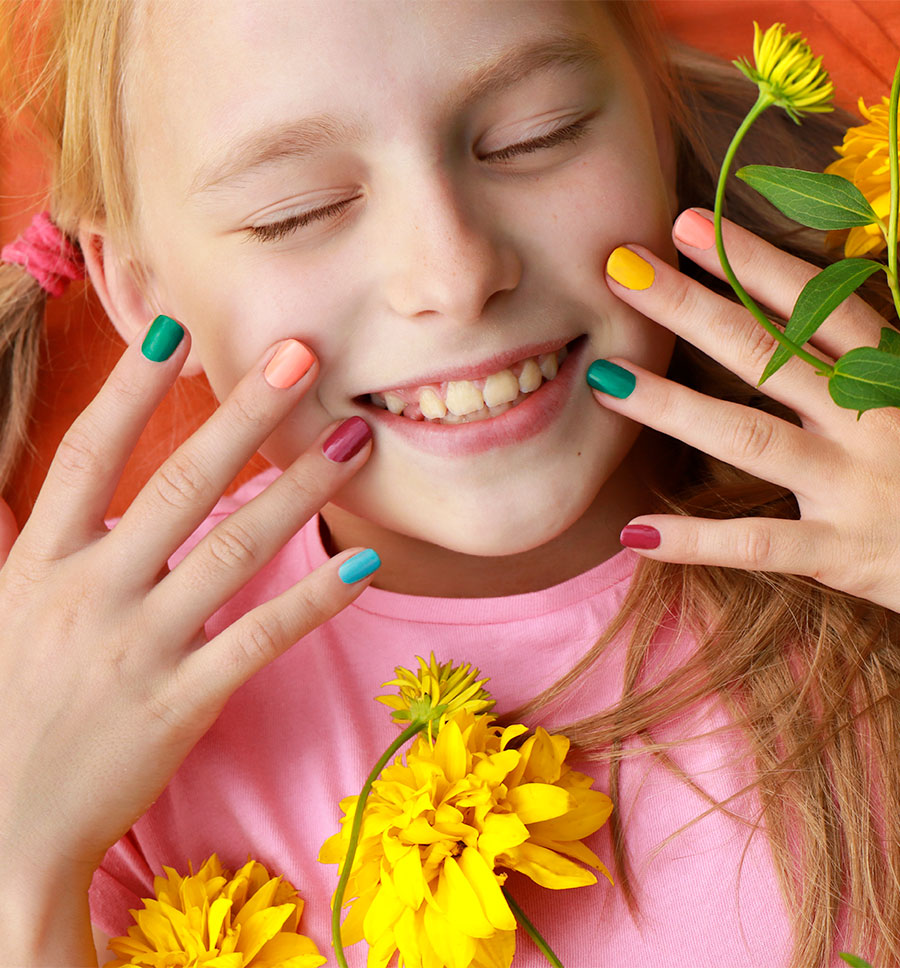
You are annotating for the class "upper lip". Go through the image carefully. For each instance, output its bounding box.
[358,335,579,397]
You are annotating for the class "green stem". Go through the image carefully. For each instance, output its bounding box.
[714,92,834,378]
[502,887,565,968]
[332,720,425,968]
[888,55,900,320]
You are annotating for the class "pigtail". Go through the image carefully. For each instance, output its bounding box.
[0,263,47,494]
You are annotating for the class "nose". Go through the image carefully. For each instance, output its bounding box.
[380,171,521,323]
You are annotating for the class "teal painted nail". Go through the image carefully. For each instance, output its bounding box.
[339,548,381,584]
[586,359,636,399]
[142,314,184,362]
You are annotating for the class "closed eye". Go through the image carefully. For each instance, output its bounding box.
[480,113,596,162]
[246,114,596,243]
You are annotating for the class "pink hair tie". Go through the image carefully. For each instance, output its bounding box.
[1,210,86,298]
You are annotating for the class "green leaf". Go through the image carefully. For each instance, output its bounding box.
[838,955,873,968]
[829,346,900,413]
[760,259,884,382]
[877,326,900,356]
[736,166,878,229]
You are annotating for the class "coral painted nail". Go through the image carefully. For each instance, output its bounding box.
[264,339,316,389]
[673,209,715,250]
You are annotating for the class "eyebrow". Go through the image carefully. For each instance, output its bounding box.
[188,34,606,198]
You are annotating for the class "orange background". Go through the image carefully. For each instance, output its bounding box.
[1,0,899,527]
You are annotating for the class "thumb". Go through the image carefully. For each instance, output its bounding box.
[0,497,18,564]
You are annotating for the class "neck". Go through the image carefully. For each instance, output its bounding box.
[319,431,666,598]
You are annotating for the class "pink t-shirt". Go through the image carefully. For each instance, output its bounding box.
[89,469,829,966]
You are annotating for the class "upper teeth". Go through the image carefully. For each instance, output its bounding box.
[368,344,569,423]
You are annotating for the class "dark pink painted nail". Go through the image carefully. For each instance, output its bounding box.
[322,416,372,463]
[620,524,660,549]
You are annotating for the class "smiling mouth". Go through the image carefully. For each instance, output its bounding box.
[361,339,579,425]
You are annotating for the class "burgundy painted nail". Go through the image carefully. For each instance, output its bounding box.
[620,524,660,549]
[322,416,372,463]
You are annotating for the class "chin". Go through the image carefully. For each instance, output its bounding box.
[338,465,604,559]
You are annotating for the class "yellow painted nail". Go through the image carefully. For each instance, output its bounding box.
[606,246,655,291]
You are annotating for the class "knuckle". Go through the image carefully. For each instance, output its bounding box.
[205,520,260,571]
[728,411,775,464]
[664,274,696,321]
[233,614,285,668]
[105,367,147,409]
[278,466,328,509]
[736,523,774,570]
[742,321,780,376]
[53,424,104,484]
[224,392,267,433]
[153,451,213,510]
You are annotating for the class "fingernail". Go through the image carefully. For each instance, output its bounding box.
[339,548,381,584]
[264,339,316,389]
[586,359,636,399]
[673,209,715,250]
[620,524,660,549]
[323,416,372,462]
[142,314,184,362]
[606,246,655,290]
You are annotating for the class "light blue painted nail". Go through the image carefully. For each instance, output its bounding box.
[339,548,381,584]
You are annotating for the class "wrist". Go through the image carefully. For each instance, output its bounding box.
[0,863,97,966]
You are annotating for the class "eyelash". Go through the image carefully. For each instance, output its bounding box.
[248,115,594,244]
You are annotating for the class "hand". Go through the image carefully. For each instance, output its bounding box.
[590,209,900,614]
[0,321,375,896]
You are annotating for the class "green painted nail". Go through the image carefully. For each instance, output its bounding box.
[142,314,184,362]
[586,359,636,399]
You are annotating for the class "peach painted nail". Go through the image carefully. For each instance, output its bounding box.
[264,339,316,389]
[673,209,715,250]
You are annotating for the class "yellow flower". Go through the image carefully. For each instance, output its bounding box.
[825,96,895,257]
[319,711,613,968]
[108,854,325,968]
[377,653,494,739]
[734,22,834,123]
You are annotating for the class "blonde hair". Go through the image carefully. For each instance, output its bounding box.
[2,2,898,966]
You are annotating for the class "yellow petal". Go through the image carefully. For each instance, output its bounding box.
[526,788,613,841]
[473,930,516,968]
[503,842,597,889]
[393,845,426,909]
[207,896,233,945]
[233,904,294,961]
[520,729,569,784]
[458,847,516,931]
[253,933,326,968]
[362,881,405,945]
[433,719,468,783]
[392,906,425,968]
[478,813,530,866]
[505,783,574,824]
[438,856,495,938]
[423,902,476,968]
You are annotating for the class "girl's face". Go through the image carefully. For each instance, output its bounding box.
[126,0,676,561]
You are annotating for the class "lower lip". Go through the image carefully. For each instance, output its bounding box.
[358,336,589,457]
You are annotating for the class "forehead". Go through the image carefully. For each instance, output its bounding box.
[126,1,620,166]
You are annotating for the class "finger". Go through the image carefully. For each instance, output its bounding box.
[22,314,190,558]
[617,512,834,581]
[605,242,839,424]
[177,545,381,711]
[672,208,887,358]
[588,357,841,499]
[0,497,18,564]
[109,338,318,583]
[148,416,372,632]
